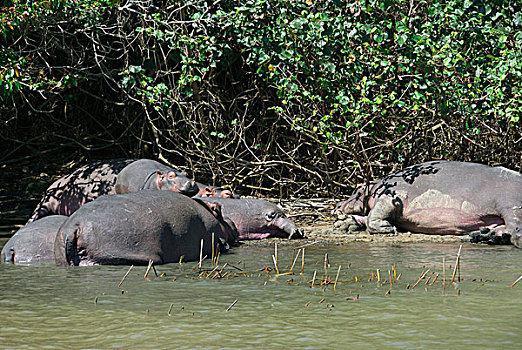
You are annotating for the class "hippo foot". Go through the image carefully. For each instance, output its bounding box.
[470,227,511,245]
[469,231,494,243]
[289,228,306,239]
[367,219,395,235]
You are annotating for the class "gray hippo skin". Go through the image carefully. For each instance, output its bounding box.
[115,159,198,197]
[337,161,522,248]
[54,191,238,266]
[29,159,135,222]
[29,159,198,223]
[201,198,304,240]
[2,215,68,264]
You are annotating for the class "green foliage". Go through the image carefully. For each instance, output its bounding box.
[1,0,521,195]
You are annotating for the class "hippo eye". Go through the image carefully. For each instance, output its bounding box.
[167,172,176,180]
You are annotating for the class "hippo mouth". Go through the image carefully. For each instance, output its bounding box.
[174,182,199,197]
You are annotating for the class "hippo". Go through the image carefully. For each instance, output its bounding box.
[28,159,134,222]
[336,161,522,248]
[114,159,198,196]
[200,198,304,240]
[29,159,198,222]
[54,191,238,266]
[194,183,237,199]
[1,215,68,264]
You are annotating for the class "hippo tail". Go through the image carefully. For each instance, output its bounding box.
[55,224,80,266]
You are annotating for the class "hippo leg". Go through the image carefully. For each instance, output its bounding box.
[365,193,405,234]
[502,206,522,248]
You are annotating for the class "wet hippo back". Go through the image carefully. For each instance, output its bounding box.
[2,215,68,264]
[54,191,238,266]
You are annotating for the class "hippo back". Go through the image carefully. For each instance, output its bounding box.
[2,215,68,264]
[54,191,237,265]
[29,159,136,222]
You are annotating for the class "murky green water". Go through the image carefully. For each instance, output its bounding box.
[1,238,520,349]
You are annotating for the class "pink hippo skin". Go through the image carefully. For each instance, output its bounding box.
[200,198,304,240]
[193,182,238,199]
[54,191,238,266]
[336,161,522,248]
[29,159,198,223]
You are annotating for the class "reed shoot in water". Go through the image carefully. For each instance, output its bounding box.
[511,275,522,288]
[451,245,462,283]
[334,265,341,291]
[144,259,153,279]
[118,265,134,287]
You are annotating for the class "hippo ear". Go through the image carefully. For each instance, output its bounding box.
[155,170,167,181]
[221,190,233,198]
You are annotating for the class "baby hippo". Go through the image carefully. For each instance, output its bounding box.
[54,191,238,266]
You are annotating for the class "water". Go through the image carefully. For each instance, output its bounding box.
[0,238,520,349]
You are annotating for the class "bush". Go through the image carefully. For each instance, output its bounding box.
[1,0,520,197]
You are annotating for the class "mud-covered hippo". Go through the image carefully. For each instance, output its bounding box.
[200,198,304,239]
[1,215,68,264]
[54,191,238,266]
[29,159,198,222]
[336,161,522,248]
[114,159,198,196]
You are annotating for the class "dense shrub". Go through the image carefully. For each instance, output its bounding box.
[1,0,520,197]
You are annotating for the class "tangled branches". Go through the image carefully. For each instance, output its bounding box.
[1,0,520,198]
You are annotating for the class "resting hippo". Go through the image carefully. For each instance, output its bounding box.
[1,215,68,264]
[115,159,198,196]
[201,198,304,240]
[54,191,238,266]
[29,159,198,222]
[336,161,522,248]
[194,183,237,199]
[28,159,134,222]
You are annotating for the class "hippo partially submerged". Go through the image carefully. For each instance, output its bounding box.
[1,215,68,264]
[54,191,238,266]
[201,198,304,240]
[336,161,522,248]
[29,159,198,222]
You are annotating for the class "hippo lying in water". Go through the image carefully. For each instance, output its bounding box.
[1,215,68,264]
[29,159,198,222]
[54,191,238,266]
[336,161,522,248]
[200,198,304,240]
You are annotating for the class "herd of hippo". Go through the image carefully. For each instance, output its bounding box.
[2,159,521,265]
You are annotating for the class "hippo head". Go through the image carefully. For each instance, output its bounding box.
[262,208,304,240]
[198,187,237,199]
[155,170,199,197]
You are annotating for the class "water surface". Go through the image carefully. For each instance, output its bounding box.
[1,238,520,349]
